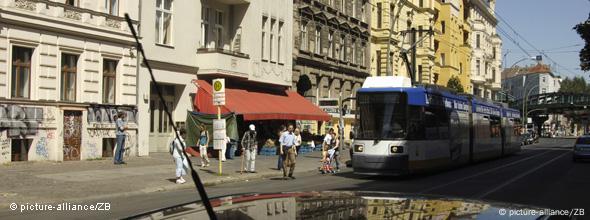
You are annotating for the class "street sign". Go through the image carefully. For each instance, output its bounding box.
[213,119,226,150]
[212,78,225,106]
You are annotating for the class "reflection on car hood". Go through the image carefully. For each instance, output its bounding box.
[127,191,550,220]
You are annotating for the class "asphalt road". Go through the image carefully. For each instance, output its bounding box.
[4,138,589,219]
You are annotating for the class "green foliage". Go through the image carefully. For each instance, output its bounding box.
[573,13,590,72]
[559,77,590,93]
[446,75,465,93]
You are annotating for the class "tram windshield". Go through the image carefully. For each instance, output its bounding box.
[357,92,407,140]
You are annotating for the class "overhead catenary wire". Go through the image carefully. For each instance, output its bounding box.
[124,14,218,220]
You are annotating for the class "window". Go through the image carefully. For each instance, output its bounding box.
[105,0,118,16]
[492,68,496,81]
[156,0,173,45]
[376,50,382,76]
[102,138,116,158]
[262,16,267,59]
[476,34,480,48]
[328,31,334,58]
[352,0,356,18]
[278,21,283,63]
[460,62,463,74]
[11,46,33,99]
[542,88,546,94]
[340,34,346,60]
[215,10,223,48]
[66,0,79,7]
[351,38,356,64]
[492,47,496,59]
[377,3,382,28]
[441,21,445,34]
[361,3,365,22]
[315,27,321,54]
[201,7,209,48]
[542,76,546,82]
[419,0,424,7]
[476,59,481,75]
[61,53,78,102]
[440,53,445,66]
[361,42,366,66]
[300,21,307,51]
[270,19,275,62]
[103,59,117,104]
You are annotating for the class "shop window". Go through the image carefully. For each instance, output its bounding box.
[11,139,32,161]
[103,138,116,157]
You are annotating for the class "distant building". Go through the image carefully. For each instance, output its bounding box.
[292,0,371,135]
[0,0,139,163]
[501,63,561,101]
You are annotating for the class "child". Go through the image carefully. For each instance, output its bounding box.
[320,148,336,174]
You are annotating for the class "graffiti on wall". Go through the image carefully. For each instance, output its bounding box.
[0,133,9,162]
[35,137,49,159]
[87,105,137,124]
[0,104,45,137]
[85,142,99,159]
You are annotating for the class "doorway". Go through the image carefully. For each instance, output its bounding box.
[63,110,82,161]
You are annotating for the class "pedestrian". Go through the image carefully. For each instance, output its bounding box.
[221,135,229,162]
[277,125,286,170]
[294,128,302,154]
[114,112,128,165]
[330,128,341,172]
[241,124,258,173]
[170,129,188,184]
[279,125,297,179]
[198,124,210,167]
[322,128,334,163]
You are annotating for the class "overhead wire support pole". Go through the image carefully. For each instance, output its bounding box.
[124,14,218,220]
[400,30,434,86]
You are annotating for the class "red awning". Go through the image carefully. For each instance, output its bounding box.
[193,80,330,121]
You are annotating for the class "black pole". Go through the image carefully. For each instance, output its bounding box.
[411,28,417,83]
[124,14,218,220]
[401,51,414,86]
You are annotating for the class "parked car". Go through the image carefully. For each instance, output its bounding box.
[573,135,590,162]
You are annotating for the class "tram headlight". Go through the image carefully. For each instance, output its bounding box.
[354,145,364,152]
[390,146,404,153]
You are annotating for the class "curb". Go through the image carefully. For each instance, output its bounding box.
[0,167,316,209]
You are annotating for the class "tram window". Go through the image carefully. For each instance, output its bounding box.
[423,107,449,140]
[490,116,501,137]
[407,106,425,140]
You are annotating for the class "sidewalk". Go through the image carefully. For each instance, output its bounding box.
[0,149,349,208]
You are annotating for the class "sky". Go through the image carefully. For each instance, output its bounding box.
[496,0,590,80]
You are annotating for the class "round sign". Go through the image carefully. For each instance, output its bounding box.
[213,81,223,92]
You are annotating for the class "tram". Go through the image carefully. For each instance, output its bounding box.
[352,76,522,175]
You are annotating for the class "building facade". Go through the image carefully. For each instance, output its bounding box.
[0,0,139,163]
[467,0,501,99]
[501,64,561,101]
[292,0,370,135]
[370,0,436,85]
[432,0,471,91]
[137,0,201,153]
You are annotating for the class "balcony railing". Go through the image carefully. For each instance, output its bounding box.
[196,48,250,78]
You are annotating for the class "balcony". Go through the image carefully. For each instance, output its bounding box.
[211,0,250,4]
[471,75,486,84]
[196,48,250,78]
[1,0,136,33]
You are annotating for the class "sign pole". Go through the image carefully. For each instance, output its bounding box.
[212,78,226,176]
[218,106,222,176]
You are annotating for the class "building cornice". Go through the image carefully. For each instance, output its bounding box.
[469,0,497,25]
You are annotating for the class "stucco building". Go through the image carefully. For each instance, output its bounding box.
[292,0,371,136]
[0,0,139,162]
[467,0,501,99]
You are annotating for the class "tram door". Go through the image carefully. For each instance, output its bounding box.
[449,111,462,162]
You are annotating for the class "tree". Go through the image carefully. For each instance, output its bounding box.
[446,75,465,93]
[559,76,589,93]
[573,12,590,72]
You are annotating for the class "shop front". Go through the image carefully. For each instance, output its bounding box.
[190,80,330,152]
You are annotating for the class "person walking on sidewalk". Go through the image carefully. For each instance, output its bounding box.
[277,125,286,170]
[322,128,334,163]
[279,125,297,179]
[114,112,128,165]
[331,128,341,172]
[170,129,188,184]
[241,124,258,173]
[198,124,210,167]
[294,128,302,154]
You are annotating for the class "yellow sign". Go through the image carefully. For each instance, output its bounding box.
[214,81,223,92]
[212,78,225,106]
